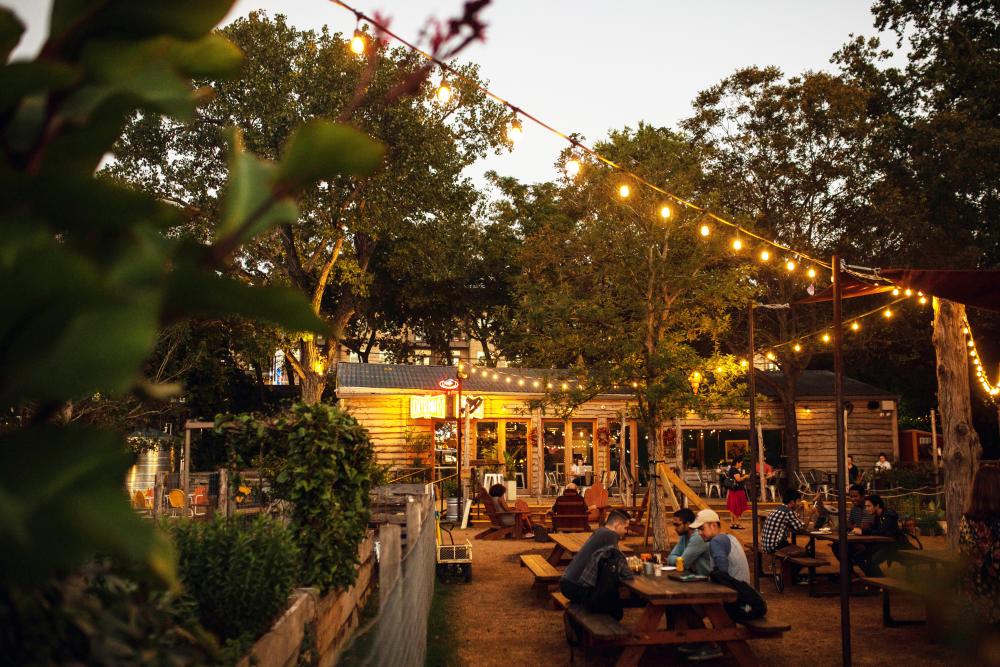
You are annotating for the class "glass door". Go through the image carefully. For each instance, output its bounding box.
[504,421,529,489]
[570,421,594,485]
[542,421,565,485]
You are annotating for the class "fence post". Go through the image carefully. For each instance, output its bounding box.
[379,523,401,608]
[405,497,422,556]
[152,471,165,519]
[218,468,230,518]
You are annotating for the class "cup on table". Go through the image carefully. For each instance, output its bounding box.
[644,561,655,576]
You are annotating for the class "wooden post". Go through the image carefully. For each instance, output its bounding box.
[218,468,230,518]
[832,255,852,667]
[379,524,402,607]
[405,496,422,556]
[748,301,761,590]
[932,298,982,548]
[181,426,191,516]
[152,471,165,519]
[930,409,939,472]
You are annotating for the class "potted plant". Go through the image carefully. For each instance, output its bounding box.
[504,447,523,500]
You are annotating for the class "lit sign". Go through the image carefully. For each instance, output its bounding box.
[437,378,460,391]
[456,395,485,419]
[410,395,446,419]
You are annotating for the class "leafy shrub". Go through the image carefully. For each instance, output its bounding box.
[270,403,378,593]
[169,516,299,642]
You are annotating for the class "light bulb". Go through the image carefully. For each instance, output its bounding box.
[822,333,831,342]
[699,224,710,237]
[565,158,581,178]
[532,380,539,388]
[851,321,860,331]
[631,381,639,388]
[492,373,499,380]
[732,238,743,251]
[904,289,912,297]
[968,340,974,347]
[892,288,900,296]
[618,184,631,198]
[350,33,366,55]
[505,376,511,383]
[740,359,749,368]
[759,249,771,262]
[963,326,970,334]
[561,382,569,390]
[919,296,927,304]
[436,83,452,104]
[546,382,553,389]
[765,351,776,361]
[660,205,671,219]
[793,343,802,352]
[785,259,796,272]
[807,267,817,279]
[506,118,523,143]
[884,309,893,318]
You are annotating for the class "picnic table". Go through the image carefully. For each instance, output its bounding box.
[595,574,788,667]
[896,549,959,573]
[545,531,634,566]
[805,530,893,555]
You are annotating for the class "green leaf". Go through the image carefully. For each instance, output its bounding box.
[0,425,169,586]
[277,120,385,189]
[0,61,78,115]
[51,0,235,45]
[163,268,326,333]
[0,7,25,63]
[217,127,299,241]
[168,33,243,79]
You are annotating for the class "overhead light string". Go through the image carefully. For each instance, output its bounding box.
[963,318,999,398]
[330,0,832,274]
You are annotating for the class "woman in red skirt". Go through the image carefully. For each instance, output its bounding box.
[725,458,750,529]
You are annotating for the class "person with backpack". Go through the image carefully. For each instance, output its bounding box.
[725,458,749,529]
[686,508,767,662]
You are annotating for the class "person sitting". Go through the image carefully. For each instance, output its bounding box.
[559,510,634,620]
[549,482,590,532]
[688,509,765,661]
[761,489,807,556]
[854,494,902,576]
[875,452,892,472]
[667,508,712,575]
[571,457,587,485]
[488,483,533,536]
[846,455,859,485]
[832,483,872,572]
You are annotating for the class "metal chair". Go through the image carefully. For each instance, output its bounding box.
[483,472,504,490]
[794,470,813,495]
[704,470,723,498]
[808,470,831,499]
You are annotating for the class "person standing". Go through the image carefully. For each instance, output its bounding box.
[958,465,1000,626]
[726,458,749,530]
[846,455,860,485]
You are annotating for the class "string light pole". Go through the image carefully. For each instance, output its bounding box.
[832,254,852,667]
[747,301,761,590]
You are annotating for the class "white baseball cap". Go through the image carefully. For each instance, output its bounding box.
[689,508,721,529]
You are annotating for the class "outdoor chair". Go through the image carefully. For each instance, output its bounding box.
[474,488,521,540]
[166,489,185,516]
[706,470,723,498]
[793,470,813,495]
[483,472,504,490]
[625,488,650,536]
[583,483,610,524]
[808,470,831,499]
[545,471,562,495]
[549,489,590,532]
[191,485,209,517]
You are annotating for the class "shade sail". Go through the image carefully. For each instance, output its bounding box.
[794,268,1000,312]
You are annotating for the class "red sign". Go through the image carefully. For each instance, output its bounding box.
[437,378,460,391]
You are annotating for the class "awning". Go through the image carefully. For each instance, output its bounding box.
[795,268,1000,312]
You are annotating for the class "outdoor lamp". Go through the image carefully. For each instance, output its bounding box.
[688,370,703,395]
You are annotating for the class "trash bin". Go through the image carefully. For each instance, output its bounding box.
[446,497,459,522]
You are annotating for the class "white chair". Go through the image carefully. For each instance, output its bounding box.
[483,472,503,490]
[704,470,722,499]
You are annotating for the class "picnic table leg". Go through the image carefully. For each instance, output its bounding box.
[547,544,566,566]
[615,604,665,667]
[703,605,760,667]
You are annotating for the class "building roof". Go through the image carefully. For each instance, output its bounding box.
[336,363,896,400]
[757,370,896,399]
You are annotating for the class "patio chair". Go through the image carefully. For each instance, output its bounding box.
[549,488,590,532]
[474,488,520,540]
[808,470,831,499]
[765,471,781,502]
[166,489,185,516]
[545,471,562,495]
[702,470,723,499]
[793,470,813,495]
[483,472,504,490]
[131,490,149,514]
[191,485,209,517]
[583,483,610,524]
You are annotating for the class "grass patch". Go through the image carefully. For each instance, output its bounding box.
[425,580,460,667]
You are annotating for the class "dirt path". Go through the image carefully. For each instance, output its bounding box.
[439,528,958,667]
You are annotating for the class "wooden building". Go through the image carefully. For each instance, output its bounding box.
[336,363,899,495]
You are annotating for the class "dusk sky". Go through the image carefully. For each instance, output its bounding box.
[7,1,894,185]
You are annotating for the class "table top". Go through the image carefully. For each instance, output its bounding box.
[623,573,737,603]
[810,531,894,543]
[549,532,634,555]
[897,549,959,564]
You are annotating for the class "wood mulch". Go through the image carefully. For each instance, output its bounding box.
[437,528,963,666]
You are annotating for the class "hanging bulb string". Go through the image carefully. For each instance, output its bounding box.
[963,317,999,398]
[768,296,909,351]
[330,0,832,273]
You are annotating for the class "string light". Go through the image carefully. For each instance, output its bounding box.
[765,351,776,361]
[330,1,833,284]
[770,297,907,353]
[565,157,581,178]
[435,81,452,104]
[793,343,801,352]
[883,309,893,318]
[699,224,710,237]
[740,359,749,368]
[349,31,366,55]
[964,318,1000,398]
[759,249,771,262]
[851,321,860,331]
[785,259,796,272]
[731,238,743,251]
[660,205,672,219]
[807,267,816,279]
[618,183,631,198]
[822,332,831,343]
[892,288,900,296]
[919,295,927,304]
[506,117,523,144]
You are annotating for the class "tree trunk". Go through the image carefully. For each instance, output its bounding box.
[932,298,981,548]
[300,371,326,404]
[647,417,671,551]
[780,379,800,479]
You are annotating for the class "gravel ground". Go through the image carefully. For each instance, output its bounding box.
[436,528,965,667]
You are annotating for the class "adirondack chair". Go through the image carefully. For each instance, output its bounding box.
[548,488,590,532]
[474,488,521,540]
[583,483,610,523]
[625,488,650,536]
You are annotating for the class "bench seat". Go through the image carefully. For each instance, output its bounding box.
[566,603,631,641]
[520,554,561,582]
[550,590,570,610]
[860,576,928,627]
[740,616,791,633]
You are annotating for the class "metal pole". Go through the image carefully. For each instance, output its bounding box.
[748,302,760,590]
[832,254,852,667]
[456,376,463,510]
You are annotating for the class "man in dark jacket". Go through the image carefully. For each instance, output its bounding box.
[854,494,903,576]
[559,510,633,619]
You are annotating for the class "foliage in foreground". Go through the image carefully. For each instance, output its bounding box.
[168,516,299,643]
[220,402,380,593]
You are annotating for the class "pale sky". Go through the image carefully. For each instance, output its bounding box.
[6,1,890,184]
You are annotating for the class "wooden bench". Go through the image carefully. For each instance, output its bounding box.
[861,576,928,627]
[740,616,792,634]
[565,602,632,650]
[520,554,562,597]
[785,555,830,597]
[550,590,570,610]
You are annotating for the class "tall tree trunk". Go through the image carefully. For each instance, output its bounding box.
[647,417,670,551]
[932,298,981,548]
[780,373,800,478]
[300,372,325,404]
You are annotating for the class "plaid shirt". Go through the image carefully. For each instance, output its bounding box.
[577,545,634,588]
[761,505,805,553]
